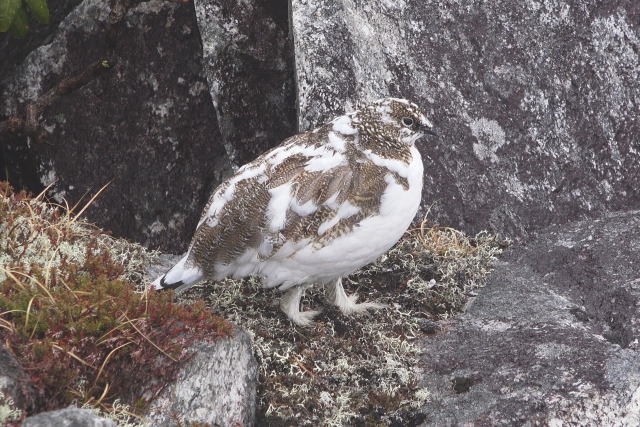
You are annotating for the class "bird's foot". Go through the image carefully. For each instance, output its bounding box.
[287,309,322,327]
[335,293,387,316]
[280,285,321,327]
[327,278,387,316]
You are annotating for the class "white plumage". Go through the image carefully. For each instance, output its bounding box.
[153,98,435,326]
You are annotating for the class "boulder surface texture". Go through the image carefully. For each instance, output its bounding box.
[144,327,258,426]
[0,0,294,253]
[21,406,115,427]
[419,211,640,425]
[0,345,35,414]
[291,0,640,239]
[2,0,639,248]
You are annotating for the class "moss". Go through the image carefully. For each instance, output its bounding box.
[179,218,506,425]
[0,182,232,420]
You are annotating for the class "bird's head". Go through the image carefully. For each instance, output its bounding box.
[353,98,436,146]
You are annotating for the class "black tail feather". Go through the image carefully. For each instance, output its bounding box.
[158,276,184,291]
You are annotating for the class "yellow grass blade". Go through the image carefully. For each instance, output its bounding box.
[94,382,110,407]
[123,314,177,362]
[0,318,16,333]
[94,342,132,384]
[71,181,112,222]
[52,344,96,368]
[1,269,29,292]
[33,182,56,202]
[29,316,40,339]
[5,269,55,303]
[0,309,27,316]
[24,296,36,329]
[96,317,144,344]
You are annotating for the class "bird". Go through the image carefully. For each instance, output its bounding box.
[152,97,436,326]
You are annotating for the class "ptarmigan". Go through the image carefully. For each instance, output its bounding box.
[153,98,435,326]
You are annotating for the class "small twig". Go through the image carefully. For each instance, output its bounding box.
[0,59,114,141]
[94,342,132,384]
[123,314,178,362]
[52,344,96,368]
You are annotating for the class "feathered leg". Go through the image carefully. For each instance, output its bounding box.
[327,277,386,315]
[280,284,321,327]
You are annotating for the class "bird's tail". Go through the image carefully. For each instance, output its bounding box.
[152,255,203,292]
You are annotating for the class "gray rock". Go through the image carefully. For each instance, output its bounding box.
[194,0,296,165]
[145,327,258,426]
[145,255,258,425]
[0,0,82,80]
[290,0,640,239]
[22,406,115,427]
[5,0,638,252]
[145,253,183,284]
[419,210,640,425]
[0,345,34,414]
[1,0,229,253]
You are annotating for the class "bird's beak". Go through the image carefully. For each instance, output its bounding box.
[420,123,437,137]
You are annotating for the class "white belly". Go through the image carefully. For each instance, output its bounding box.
[256,146,424,289]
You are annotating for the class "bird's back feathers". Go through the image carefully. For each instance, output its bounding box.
[154,98,429,294]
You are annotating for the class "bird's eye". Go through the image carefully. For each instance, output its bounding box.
[402,117,414,127]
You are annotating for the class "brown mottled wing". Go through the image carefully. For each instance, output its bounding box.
[188,133,312,273]
[273,157,391,250]
[190,177,271,275]
[189,143,393,271]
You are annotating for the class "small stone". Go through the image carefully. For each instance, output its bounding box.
[0,345,35,414]
[144,328,258,426]
[22,407,115,427]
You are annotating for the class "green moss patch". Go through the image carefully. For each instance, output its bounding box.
[180,219,506,425]
[0,182,231,422]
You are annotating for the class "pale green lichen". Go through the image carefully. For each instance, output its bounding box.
[0,191,158,285]
[179,227,505,425]
[81,400,146,427]
[0,391,23,424]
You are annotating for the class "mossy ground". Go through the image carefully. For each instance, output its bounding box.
[0,182,231,424]
[179,218,506,425]
[0,180,505,426]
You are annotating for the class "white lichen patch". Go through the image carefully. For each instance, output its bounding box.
[151,100,174,119]
[0,391,23,424]
[0,187,157,286]
[535,343,573,360]
[39,165,57,188]
[470,117,507,163]
[179,223,504,424]
[81,399,144,427]
[188,81,208,97]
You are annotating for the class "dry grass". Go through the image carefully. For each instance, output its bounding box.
[178,214,507,425]
[0,182,231,424]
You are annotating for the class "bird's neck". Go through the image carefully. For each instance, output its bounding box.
[356,132,413,164]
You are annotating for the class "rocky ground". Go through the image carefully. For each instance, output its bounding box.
[1,0,639,425]
[419,210,640,425]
